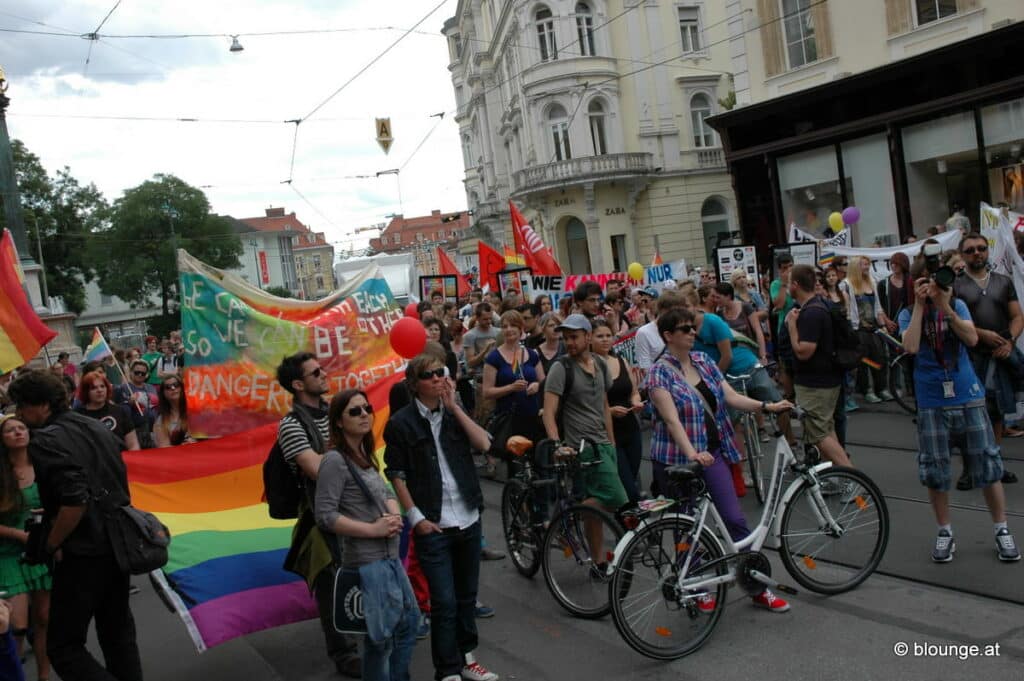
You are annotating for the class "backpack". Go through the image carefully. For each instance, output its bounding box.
[808,298,864,371]
[263,405,325,520]
[553,354,609,439]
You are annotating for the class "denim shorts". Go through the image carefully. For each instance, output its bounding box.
[916,402,1004,492]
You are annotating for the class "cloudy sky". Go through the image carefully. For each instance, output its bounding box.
[1,0,465,253]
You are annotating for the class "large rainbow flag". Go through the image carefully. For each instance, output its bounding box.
[0,228,56,373]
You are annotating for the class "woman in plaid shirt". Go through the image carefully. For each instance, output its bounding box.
[647,307,793,613]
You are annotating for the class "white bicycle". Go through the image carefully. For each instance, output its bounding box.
[607,410,889,660]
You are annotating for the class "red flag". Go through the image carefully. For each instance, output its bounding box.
[0,229,57,373]
[435,247,471,297]
[510,201,562,275]
[478,241,505,293]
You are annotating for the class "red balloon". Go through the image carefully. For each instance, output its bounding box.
[390,317,427,359]
[404,302,419,318]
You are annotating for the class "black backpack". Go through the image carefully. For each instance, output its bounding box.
[808,298,864,371]
[263,406,325,520]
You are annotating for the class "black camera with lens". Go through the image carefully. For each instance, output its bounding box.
[923,243,956,290]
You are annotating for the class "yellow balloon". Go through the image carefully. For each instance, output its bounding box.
[828,212,844,232]
[628,262,645,282]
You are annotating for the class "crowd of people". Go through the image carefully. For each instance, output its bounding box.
[1,230,1023,680]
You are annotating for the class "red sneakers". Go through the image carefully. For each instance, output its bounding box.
[751,589,791,613]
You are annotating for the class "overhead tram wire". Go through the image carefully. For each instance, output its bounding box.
[83,0,124,76]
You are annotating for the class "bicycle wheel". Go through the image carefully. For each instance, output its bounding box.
[541,504,623,619]
[501,479,541,578]
[890,353,916,415]
[778,466,889,594]
[609,515,728,660]
[744,414,767,504]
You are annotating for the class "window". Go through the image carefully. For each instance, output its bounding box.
[316,275,325,291]
[700,198,731,265]
[548,104,572,161]
[781,0,817,69]
[690,93,715,148]
[576,3,596,56]
[777,144,844,237]
[903,112,981,234]
[381,236,388,246]
[610,234,627,272]
[297,256,305,273]
[450,34,462,60]
[313,254,321,271]
[394,233,401,244]
[564,217,591,274]
[982,97,1024,214]
[536,7,557,62]
[915,0,957,26]
[678,6,701,53]
[588,100,608,155]
[100,293,113,306]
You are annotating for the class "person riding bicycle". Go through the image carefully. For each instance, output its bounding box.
[646,307,793,613]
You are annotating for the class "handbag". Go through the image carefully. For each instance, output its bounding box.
[107,504,171,575]
[332,454,391,635]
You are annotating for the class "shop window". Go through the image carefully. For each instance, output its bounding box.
[565,217,592,274]
[914,0,957,26]
[777,145,845,237]
[840,134,899,247]
[610,234,627,272]
[536,7,558,62]
[902,111,981,234]
[701,198,731,265]
[678,6,702,54]
[690,93,716,148]
[781,0,817,69]
[982,96,1024,213]
[588,100,608,156]
[548,104,572,161]
[576,3,596,56]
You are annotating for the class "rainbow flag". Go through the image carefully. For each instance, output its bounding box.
[861,357,882,370]
[84,327,113,363]
[0,229,57,373]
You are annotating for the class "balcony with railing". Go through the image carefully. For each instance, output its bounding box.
[511,152,654,196]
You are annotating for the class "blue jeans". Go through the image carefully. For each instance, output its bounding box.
[414,522,482,681]
[359,559,419,681]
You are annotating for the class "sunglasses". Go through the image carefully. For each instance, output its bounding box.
[132,370,148,376]
[674,325,697,334]
[163,383,182,390]
[417,367,446,380]
[304,367,324,378]
[346,404,374,417]
[962,245,988,255]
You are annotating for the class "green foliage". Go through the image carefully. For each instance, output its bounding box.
[263,285,295,299]
[0,140,106,314]
[718,91,736,111]
[92,174,243,317]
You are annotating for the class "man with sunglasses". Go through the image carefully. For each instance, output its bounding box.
[275,352,362,678]
[116,359,159,448]
[953,233,1023,489]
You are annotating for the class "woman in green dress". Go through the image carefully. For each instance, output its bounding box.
[0,415,51,681]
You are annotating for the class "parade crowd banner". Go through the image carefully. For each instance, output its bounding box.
[178,250,406,437]
[529,259,687,307]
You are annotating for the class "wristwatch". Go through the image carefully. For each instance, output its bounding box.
[760,401,768,413]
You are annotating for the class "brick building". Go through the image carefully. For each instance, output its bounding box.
[369,209,470,275]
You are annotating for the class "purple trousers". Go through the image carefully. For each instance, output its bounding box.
[652,453,751,543]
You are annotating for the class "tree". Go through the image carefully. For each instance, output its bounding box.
[263,285,295,299]
[0,140,105,314]
[93,174,243,317]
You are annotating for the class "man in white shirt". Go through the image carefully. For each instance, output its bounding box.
[635,290,686,370]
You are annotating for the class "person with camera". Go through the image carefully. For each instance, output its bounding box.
[7,369,144,681]
[899,244,1020,563]
[952,233,1022,489]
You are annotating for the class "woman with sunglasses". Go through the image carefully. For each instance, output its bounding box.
[647,308,792,613]
[383,350,498,681]
[315,390,417,681]
[0,416,51,681]
[75,370,140,451]
[154,377,194,447]
[423,318,459,381]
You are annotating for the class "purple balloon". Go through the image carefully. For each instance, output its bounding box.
[842,206,860,225]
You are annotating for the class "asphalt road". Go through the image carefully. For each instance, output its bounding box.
[19,402,1024,681]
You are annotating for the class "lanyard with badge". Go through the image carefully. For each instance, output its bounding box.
[924,308,958,399]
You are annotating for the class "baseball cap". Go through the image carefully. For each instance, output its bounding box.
[639,286,660,299]
[555,314,592,332]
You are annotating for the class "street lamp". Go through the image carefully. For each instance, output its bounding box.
[0,65,35,266]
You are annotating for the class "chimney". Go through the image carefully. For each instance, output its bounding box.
[265,207,286,217]
[431,209,441,217]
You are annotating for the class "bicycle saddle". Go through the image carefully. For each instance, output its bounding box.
[506,436,533,456]
[665,461,703,481]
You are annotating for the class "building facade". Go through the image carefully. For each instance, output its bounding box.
[369,209,470,275]
[232,207,302,295]
[710,0,1024,251]
[293,228,336,300]
[443,0,739,272]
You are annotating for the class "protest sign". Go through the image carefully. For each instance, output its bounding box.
[529,259,687,307]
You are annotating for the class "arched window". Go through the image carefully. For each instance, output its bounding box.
[536,7,557,62]
[548,104,572,162]
[588,99,608,156]
[462,134,473,166]
[700,197,731,264]
[565,217,591,274]
[690,93,716,148]
[576,3,596,56]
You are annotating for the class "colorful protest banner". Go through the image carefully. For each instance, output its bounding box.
[528,259,688,307]
[178,249,405,437]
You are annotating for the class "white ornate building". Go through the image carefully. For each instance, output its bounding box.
[444,0,740,272]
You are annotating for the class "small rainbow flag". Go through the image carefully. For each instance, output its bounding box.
[819,252,836,267]
[83,327,113,363]
[0,229,57,373]
[861,357,882,370]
